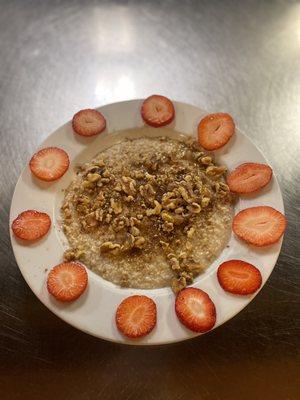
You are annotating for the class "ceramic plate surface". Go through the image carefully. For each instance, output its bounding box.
[10,100,284,345]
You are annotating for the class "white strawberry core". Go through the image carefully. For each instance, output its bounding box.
[189,298,204,316]
[44,156,55,169]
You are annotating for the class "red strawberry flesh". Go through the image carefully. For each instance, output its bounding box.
[233,206,286,246]
[47,262,88,302]
[198,113,235,150]
[141,95,175,127]
[29,147,69,182]
[217,260,262,295]
[227,163,272,194]
[72,109,106,137]
[116,295,157,339]
[12,210,51,241]
[175,287,216,333]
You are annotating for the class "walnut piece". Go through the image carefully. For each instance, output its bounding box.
[134,236,146,249]
[162,221,174,232]
[100,242,121,254]
[146,200,162,216]
[110,198,122,214]
[187,202,201,214]
[206,165,227,177]
[171,277,187,294]
[121,176,136,195]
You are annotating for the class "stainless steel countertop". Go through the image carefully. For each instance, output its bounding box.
[0,1,299,399]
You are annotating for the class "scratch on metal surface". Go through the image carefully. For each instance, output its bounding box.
[0,305,23,322]
[1,325,31,345]
[199,353,221,383]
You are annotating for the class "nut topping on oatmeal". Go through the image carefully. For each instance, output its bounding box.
[100,242,121,253]
[62,134,233,290]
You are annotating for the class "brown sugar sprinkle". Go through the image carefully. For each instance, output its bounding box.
[61,133,233,292]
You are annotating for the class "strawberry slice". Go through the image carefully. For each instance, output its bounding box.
[47,262,88,302]
[198,113,235,150]
[29,147,69,182]
[217,260,262,295]
[175,287,216,333]
[233,206,286,246]
[227,163,272,194]
[116,295,157,339]
[141,95,175,127]
[72,109,106,137]
[12,210,51,241]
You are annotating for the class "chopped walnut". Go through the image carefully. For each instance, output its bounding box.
[129,217,140,227]
[123,233,135,250]
[171,276,187,294]
[134,170,144,179]
[85,212,97,227]
[112,217,126,232]
[200,156,212,165]
[178,186,191,203]
[161,211,174,223]
[173,215,184,225]
[187,227,195,238]
[125,195,134,202]
[145,172,156,182]
[121,176,136,195]
[206,165,227,177]
[63,248,85,261]
[180,271,193,284]
[82,181,94,190]
[95,209,103,221]
[110,198,122,214]
[102,169,110,178]
[169,257,180,271]
[134,236,145,249]
[146,200,162,216]
[162,221,174,232]
[160,240,170,250]
[140,183,156,200]
[187,202,201,214]
[202,186,212,198]
[105,213,112,223]
[130,226,140,236]
[219,182,229,192]
[167,252,177,260]
[100,242,121,254]
[201,197,210,208]
[186,263,204,275]
[178,251,187,260]
[87,173,101,182]
[186,242,193,250]
[114,182,122,192]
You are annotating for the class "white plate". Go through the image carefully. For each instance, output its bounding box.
[10,100,284,345]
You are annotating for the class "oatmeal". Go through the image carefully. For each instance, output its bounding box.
[61,134,233,292]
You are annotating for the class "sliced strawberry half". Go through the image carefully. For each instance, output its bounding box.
[141,95,175,127]
[72,109,106,137]
[29,147,69,182]
[227,163,272,194]
[217,260,262,295]
[116,295,157,339]
[198,113,235,150]
[47,262,88,302]
[175,287,216,333]
[233,206,286,246]
[12,210,51,241]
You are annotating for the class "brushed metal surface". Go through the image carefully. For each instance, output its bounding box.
[0,1,299,399]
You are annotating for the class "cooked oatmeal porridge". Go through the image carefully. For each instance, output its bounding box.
[61,134,233,292]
